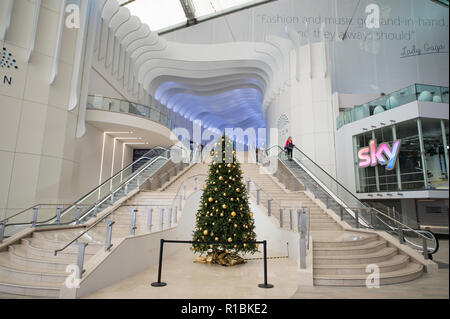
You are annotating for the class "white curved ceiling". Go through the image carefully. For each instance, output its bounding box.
[93,0,293,135]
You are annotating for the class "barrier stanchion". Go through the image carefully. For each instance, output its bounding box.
[151,239,273,289]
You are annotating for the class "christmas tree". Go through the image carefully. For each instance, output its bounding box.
[192,135,258,266]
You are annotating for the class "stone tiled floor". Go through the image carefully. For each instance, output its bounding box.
[84,248,299,299]
[291,239,449,299]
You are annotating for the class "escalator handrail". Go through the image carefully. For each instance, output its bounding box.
[265,145,439,254]
[3,154,169,230]
[0,146,170,225]
[54,152,184,256]
[267,145,368,209]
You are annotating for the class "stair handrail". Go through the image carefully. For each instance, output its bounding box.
[55,168,203,256]
[0,146,170,226]
[340,204,438,254]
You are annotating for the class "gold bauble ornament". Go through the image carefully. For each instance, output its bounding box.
[203,185,207,189]
[234,224,238,228]
[209,245,213,249]
[220,213,224,217]
[227,163,232,168]
[228,218,232,222]
[223,192,226,196]
[216,170,219,173]
[236,188,240,192]
[222,204,227,209]
[243,243,247,247]
[249,213,253,218]
[231,211,236,217]
[219,176,223,181]
[215,237,219,241]
[231,198,234,201]
[218,165,221,168]
[227,237,232,243]
[210,213,213,216]
[208,197,214,202]
[234,244,237,248]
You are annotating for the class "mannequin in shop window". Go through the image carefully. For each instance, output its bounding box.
[284,136,295,161]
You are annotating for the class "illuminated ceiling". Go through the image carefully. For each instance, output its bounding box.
[95,0,292,140]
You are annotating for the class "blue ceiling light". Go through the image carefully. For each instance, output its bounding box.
[155,80,266,144]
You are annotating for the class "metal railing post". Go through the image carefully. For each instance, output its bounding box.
[326,196,329,209]
[298,209,307,269]
[183,185,186,199]
[174,206,178,224]
[130,208,137,236]
[179,195,183,209]
[279,208,284,228]
[267,199,272,216]
[289,208,293,230]
[124,183,129,195]
[93,202,99,217]
[147,208,153,233]
[246,180,250,192]
[398,226,405,244]
[32,205,40,228]
[370,209,376,228]
[104,220,114,251]
[0,220,7,243]
[355,210,359,229]
[160,208,164,230]
[76,242,88,280]
[422,237,429,260]
[194,177,198,191]
[256,189,260,205]
[159,176,163,188]
[75,206,82,225]
[340,205,344,221]
[56,206,63,225]
[168,208,172,228]
[110,192,115,206]
[137,176,141,187]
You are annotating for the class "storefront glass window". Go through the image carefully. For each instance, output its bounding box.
[396,119,425,190]
[374,126,397,192]
[354,118,449,193]
[421,118,449,189]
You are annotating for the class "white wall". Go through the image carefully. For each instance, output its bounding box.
[0,1,133,220]
[265,42,337,177]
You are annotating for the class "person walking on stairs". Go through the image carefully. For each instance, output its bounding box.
[285,136,294,161]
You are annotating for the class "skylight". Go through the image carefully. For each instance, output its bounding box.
[123,0,273,33]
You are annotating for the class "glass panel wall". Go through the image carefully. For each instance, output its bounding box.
[337,84,449,129]
[396,119,425,190]
[354,117,449,193]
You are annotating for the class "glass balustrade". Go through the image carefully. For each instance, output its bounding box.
[337,84,449,129]
[87,95,173,130]
[0,147,172,241]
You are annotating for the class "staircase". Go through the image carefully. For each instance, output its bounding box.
[241,159,425,287]
[0,156,192,298]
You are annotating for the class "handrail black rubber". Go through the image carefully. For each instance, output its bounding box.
[0,146,171,225]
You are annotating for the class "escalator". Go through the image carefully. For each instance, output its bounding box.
[261,145,439,258]
[0,146,179,242]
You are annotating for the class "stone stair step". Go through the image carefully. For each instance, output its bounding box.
[313,247,398,265]
[313,262,423,286]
